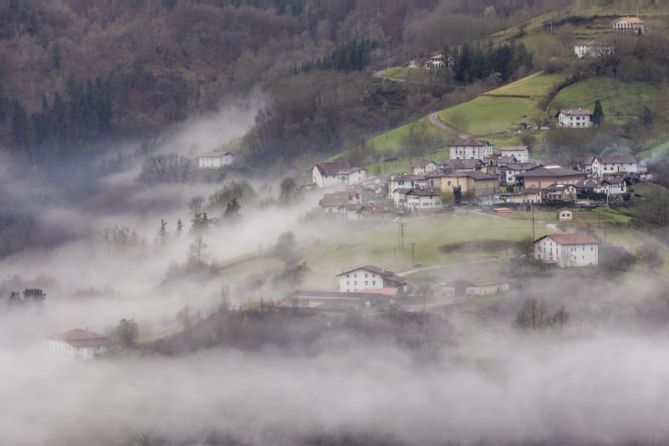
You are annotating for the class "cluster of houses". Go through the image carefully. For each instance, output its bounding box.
[573,15,645,59]
[313,137,647,219]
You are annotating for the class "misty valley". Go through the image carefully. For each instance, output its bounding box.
[3,0,669,445]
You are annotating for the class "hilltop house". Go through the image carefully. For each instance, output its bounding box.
[517,165,586,190]
[411,159,439,175]
[393,188,442,211]
[534,233,600,268]
[448,137,494,160]
[613,16,646,34]
[498,145,529,163]
[435,171,498,198]
[338,266,407,293]
[557,108,593,128]
[424,53,446,71]
[312,161,367,188]
[48,328,109,359]
[197,150,235,169]
[574,40,614,59]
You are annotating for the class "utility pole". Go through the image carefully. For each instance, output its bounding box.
[400,222,405,249]
[531,204,535,240]
[411,242,416,266]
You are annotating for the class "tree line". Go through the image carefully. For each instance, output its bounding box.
[452,41,533,83]
[9,77,113,159]
[295,39,378,73]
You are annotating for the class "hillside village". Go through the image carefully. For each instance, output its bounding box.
[47,5,669,354]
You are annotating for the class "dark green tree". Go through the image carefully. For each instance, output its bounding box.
[592,99,605,125]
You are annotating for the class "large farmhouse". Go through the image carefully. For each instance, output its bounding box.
[448,137,494,160]
[338,266,407,293]
[517,165,586,190]
[613,16,646,34]
[534,233,600,268]
[557,108,593,128]
[312,161,367,188]
[48,328,109,359]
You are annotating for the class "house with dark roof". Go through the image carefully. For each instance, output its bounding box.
[337,265,407,293]
[411,159,439,175]
[517,165,586,190]
[591,153,639,177]
[393,187,442,211]
[534,233,600,268]
[48,328,110,359]
[312,161,367,188]
[441,158,483,172]
[448,137,494,161]
[542,184,578,203]
[557,108,593,128]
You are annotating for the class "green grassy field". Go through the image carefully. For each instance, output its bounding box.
[485,72,566,98]
[438,96,532,135]
[550,77,666,125]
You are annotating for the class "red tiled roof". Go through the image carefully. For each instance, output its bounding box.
[411,159,435,168]
[617,16,645,24]
[48,328,109,347]
[540,234,600,245]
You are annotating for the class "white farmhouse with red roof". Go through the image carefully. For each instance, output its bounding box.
[534,234,600,268]
[48,328,110,359]
[557,108,593,128]
[613,16,646,34]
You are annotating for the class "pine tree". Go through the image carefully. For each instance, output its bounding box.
[176,219,184,237]
[592,99,605,125]
[158,218,167,244]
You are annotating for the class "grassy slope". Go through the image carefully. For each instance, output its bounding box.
[550,77,666,124]
[220,207,659,290]
[437,72,564,136]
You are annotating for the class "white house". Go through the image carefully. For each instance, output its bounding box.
[448,137,494,160]
[534,233,600,268]
[498,145,529,163]
[312,161,367,188]
[613,16,646,34]
[48,328,110,360]
[424,53,445,71]
[337,266,407,293]
[574,40,614,59]
[394,188,442,211]
[198,150,235,169]
[591,153,638,176]
[557,108,593,128]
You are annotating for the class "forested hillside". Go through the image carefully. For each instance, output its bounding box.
[0,0,571,164]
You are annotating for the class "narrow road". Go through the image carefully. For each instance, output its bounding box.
[427,112,469,138]
[397,256,511,277]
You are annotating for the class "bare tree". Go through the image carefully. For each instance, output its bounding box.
[188,236,208,263]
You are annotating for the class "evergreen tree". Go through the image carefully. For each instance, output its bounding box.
[176,219,184,237]
[224,198,241,221]
[592,99,605,125]
[158,218,168,244]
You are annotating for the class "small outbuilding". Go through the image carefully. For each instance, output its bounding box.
[558,208,573,222]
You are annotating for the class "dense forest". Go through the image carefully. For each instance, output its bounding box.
[0,0,572,163]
